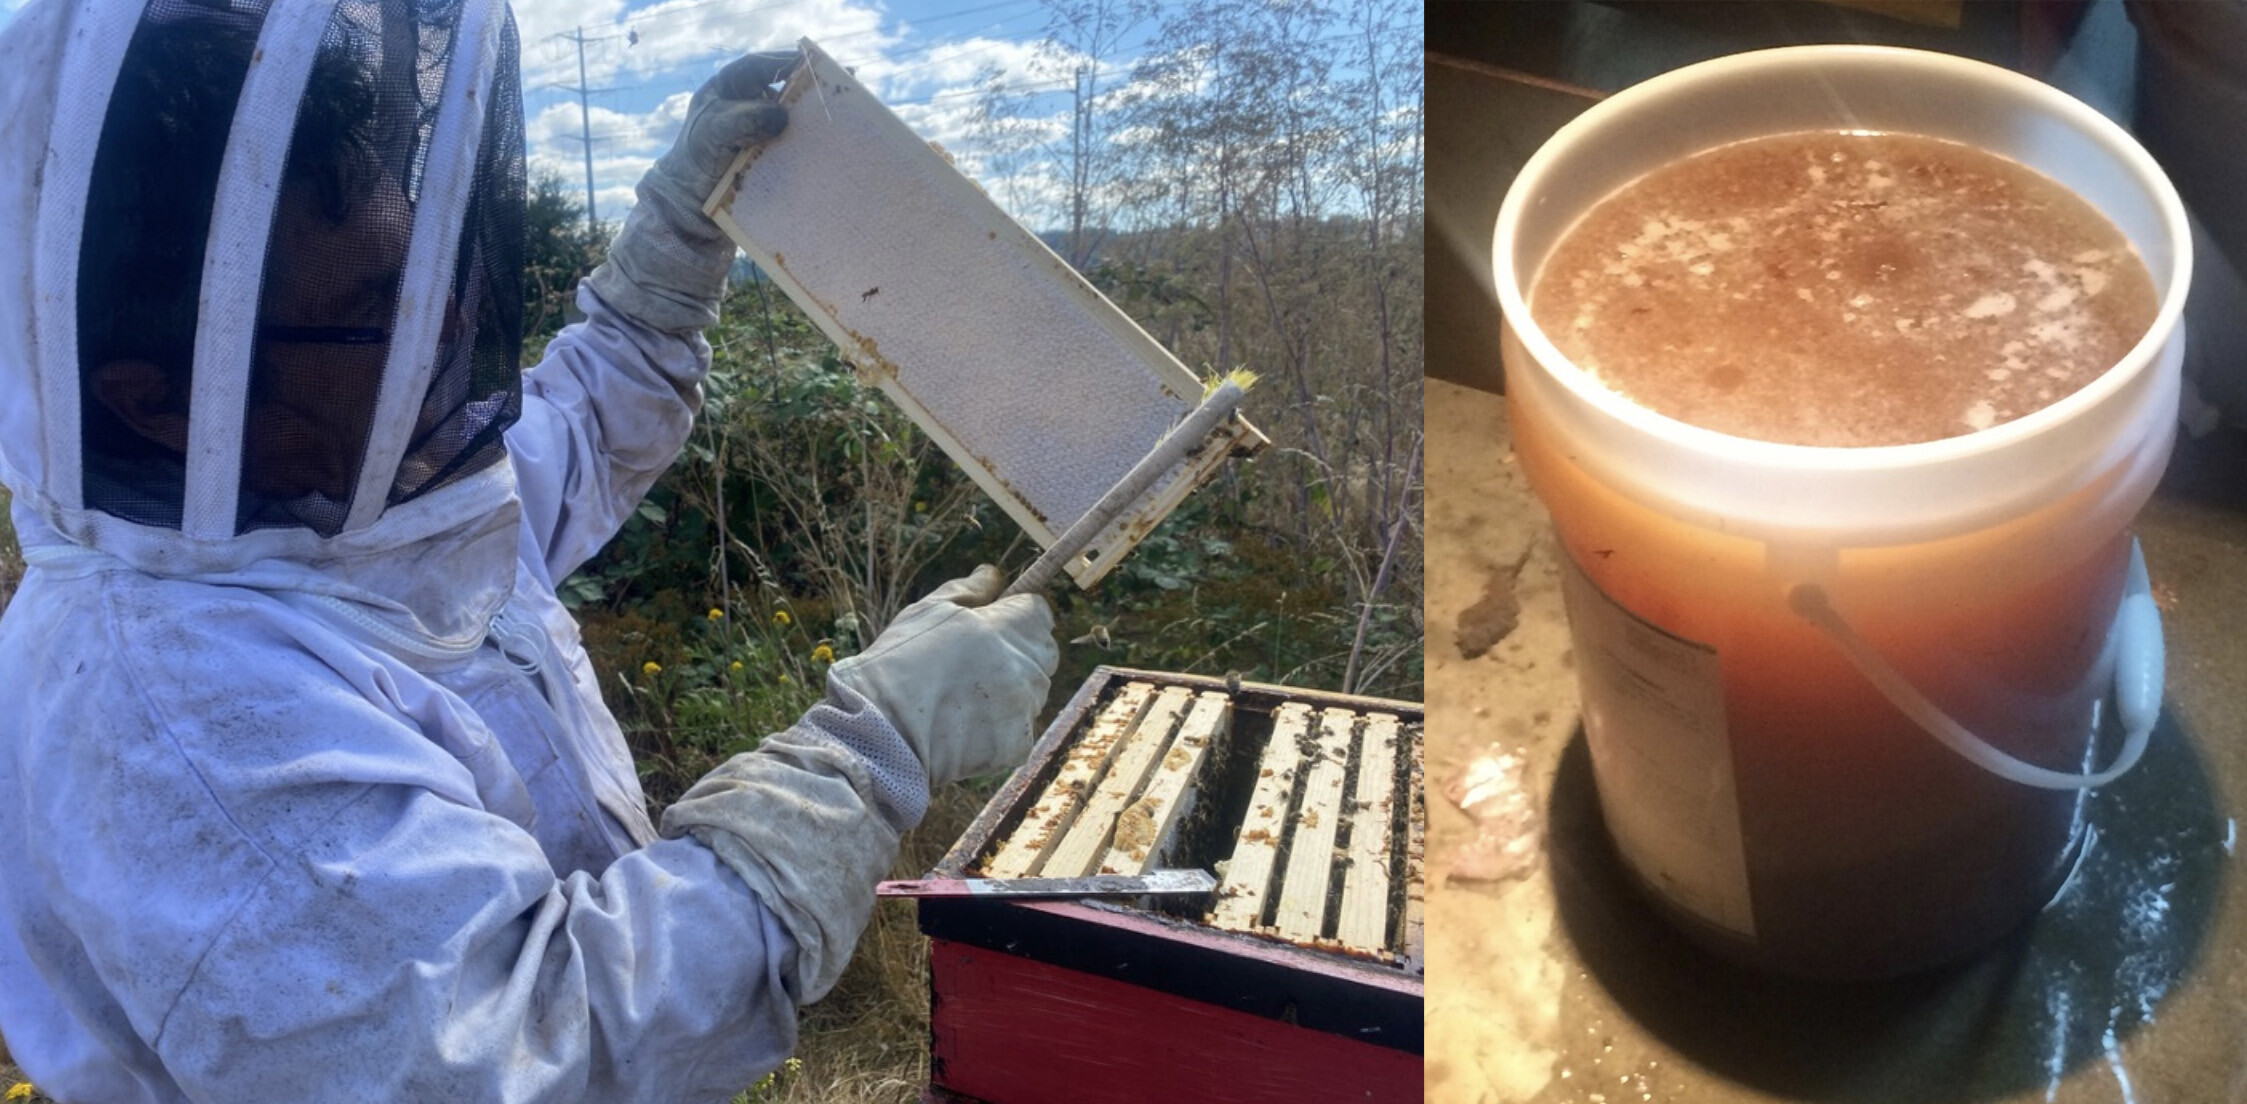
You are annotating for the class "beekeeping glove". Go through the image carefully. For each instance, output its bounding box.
[660,705,903,1004]
[831,565,1060,786]
[659,566,1054,1003]
[585,49,797,334]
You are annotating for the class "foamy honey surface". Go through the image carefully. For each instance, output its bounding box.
[1531,131,2159,447]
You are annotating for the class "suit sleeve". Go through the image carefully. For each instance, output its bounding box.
[505,283,711,588]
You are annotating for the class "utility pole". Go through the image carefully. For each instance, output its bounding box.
[561,25,601,235]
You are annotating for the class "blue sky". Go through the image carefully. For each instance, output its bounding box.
[509,0,1134,224]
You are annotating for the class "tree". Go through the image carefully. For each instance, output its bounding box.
[959,0,1427,697]
[522,171,608,340]
[970,0,1155,267]
[1118,0,1424,694]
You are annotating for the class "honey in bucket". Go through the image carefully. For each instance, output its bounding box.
[1494,47,2186,979]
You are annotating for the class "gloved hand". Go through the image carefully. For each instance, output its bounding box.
[830,565,1059,786]
[661,723,900,1004]
[658,566,1053,1004]
[585,49,798,334]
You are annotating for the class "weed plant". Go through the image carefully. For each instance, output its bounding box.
[557,271,1423,807]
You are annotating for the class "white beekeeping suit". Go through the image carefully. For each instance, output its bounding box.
[0,2,1057,1101]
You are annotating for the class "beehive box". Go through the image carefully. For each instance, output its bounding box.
[912,667,1424,1104]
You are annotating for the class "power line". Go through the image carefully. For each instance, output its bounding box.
[879,28,1374,108]
[872,20,1048,82]
[603,0,846,33]
[896,62,1135,106]
[818,0,1044,44]
[543,0,1045,93]
[555,16,1135,111]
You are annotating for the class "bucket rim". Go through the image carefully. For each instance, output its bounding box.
[1492,43,2195,475]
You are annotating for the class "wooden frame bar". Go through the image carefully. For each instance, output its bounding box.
[983,681,1156,879]
[1274,707,1357,940]
[1336,712,1403,950]
[1041,684,1195,877]
[1209,702,1313,933]
[1101,690,1230,874]
[1403,726,1426,975]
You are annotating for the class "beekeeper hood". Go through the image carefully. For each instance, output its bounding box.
[0,0,525,579]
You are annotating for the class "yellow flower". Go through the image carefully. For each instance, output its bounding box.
[778,673,791,684]
[729,660,744,673]
[772,610,792,627]
[706,608,724,622]
[8,1083,36,1102]
[641,661,661,676]
[811,644,835,664]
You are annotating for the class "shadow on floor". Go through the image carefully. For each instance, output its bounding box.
[1545,704,2225,1102]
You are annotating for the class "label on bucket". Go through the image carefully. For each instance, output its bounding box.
[1560,555,1757,939]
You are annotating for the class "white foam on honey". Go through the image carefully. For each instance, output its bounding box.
[2029,316,2085,350]
[1530,132,2155,448]
[1963,293,2017,319]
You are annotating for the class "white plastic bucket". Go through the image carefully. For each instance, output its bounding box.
[1494,46,2190,979]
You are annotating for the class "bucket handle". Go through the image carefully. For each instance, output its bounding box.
[1788,538,2163,791]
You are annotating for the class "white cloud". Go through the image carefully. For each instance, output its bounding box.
[856,35,1043,98]
[518,0,918,228]
[518,3,1083,231]
[517,0,894,99]
[525,95,682,223]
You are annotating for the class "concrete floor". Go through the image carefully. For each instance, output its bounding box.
[1426,5,2247,1099]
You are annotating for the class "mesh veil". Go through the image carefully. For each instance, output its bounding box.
[385,2,524,511]
[75,2,260,532]
[74,0,523,540]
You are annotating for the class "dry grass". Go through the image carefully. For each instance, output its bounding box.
[760,781,993,1104]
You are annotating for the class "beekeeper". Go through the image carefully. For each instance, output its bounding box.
[0,1,1056,1101]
